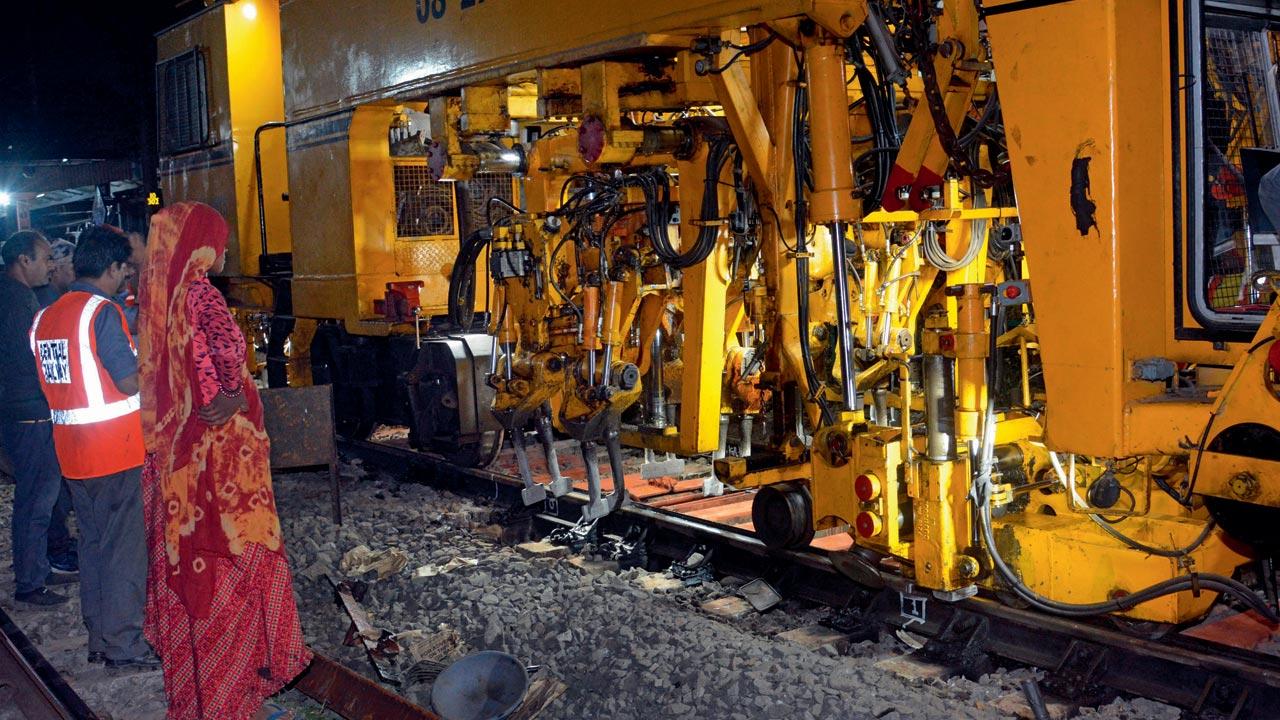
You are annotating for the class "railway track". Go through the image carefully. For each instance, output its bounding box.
[349,435,1280,720]
[0,596,436,720]
[0,605,97,720]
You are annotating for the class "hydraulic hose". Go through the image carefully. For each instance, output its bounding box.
[1088,515,1217,559]
[448,229,491,330]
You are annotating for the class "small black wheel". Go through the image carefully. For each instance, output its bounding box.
[752,482,815,550]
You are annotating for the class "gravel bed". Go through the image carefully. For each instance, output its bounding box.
[0,461,1184,719]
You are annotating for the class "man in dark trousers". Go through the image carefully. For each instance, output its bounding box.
[31,226,157,668]
[0,230,75,608]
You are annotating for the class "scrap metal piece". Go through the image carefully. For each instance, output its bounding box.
[739,578,782,612]
[294,651,439,720]
[329,577,403,685]
[546,518,598,554]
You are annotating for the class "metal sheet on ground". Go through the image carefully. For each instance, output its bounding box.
[293,652,440,720]
[262,385,342,522]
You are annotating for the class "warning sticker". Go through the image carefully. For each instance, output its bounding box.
[38,339,71,384]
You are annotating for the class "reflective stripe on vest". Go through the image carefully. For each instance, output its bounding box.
[50,395,141,425]
[32,294,141,426]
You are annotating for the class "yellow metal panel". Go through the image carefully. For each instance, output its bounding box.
[157,9,239,260]
[279,0,839,116]
[348,105,399,318]
[287,134,358,320]
[992,514,1241,623]
[676,148,730,454]
[986,0,1173,457]
[224,0,292,271]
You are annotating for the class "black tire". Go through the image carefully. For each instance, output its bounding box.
[752,482,816,550]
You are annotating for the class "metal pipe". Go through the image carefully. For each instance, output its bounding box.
[739,415,754,457]
[649,329,666,428]
[830,222,858,411]
[923,354,957,461]
[714,414,730,460]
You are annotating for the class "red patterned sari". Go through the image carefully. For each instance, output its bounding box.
[139,202,310,720]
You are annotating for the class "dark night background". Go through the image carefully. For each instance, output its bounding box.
[1,2,197,172]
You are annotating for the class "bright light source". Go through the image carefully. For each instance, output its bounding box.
[0,192,10,207]
[240,1,258,20]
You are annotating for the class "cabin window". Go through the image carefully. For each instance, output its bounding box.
[1190,4,1280,333]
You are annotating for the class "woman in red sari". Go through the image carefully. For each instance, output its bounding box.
[139,202,310,720]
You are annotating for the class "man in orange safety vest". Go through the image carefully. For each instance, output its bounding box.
[31,225,158,669]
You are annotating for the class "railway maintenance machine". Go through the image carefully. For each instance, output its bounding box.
[158,0,1280,635]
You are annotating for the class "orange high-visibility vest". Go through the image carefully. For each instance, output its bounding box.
[30,291,144,479]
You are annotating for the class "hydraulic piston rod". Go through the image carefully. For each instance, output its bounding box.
[830,222,858,411]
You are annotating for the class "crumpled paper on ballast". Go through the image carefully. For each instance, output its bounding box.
[412,557,479,579]
[339,544,410,580]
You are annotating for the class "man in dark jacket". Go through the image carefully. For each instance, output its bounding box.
[0,230,75,607]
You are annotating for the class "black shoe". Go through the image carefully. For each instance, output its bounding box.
[87,651,106,664]
[46,569,78,585]
[105,650,161,670]
[14,587,68,607]
[49,554,78,574]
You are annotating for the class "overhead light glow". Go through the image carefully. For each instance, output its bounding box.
[0,192,10,207]
[241,1,258,20]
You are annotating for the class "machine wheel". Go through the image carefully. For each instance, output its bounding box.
[752,482,816,550]
[1204,422,1280,554]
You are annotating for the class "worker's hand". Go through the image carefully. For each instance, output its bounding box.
[198,392,247,425]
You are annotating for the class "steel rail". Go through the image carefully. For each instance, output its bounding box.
[347,437,1280,718]
[0,605,99,719]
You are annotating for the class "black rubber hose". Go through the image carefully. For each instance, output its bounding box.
[448,229,491,330]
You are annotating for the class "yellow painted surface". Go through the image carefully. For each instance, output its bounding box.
[224,0,291,272]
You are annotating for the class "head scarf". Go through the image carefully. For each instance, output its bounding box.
[139,202,281,618]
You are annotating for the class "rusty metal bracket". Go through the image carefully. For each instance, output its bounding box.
[329,577,403,685]
[295,652,441,720]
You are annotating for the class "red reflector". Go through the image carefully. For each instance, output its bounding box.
[1004,285,1020,299]
[855,511,881,538]
[854,474,879,502]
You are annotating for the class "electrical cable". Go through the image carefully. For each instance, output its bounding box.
[923,187,988,271]
[706,30,778,74]
[633,137,739,268]
[486,196,523,227]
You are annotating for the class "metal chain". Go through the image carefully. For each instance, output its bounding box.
[909,3,1009,189]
